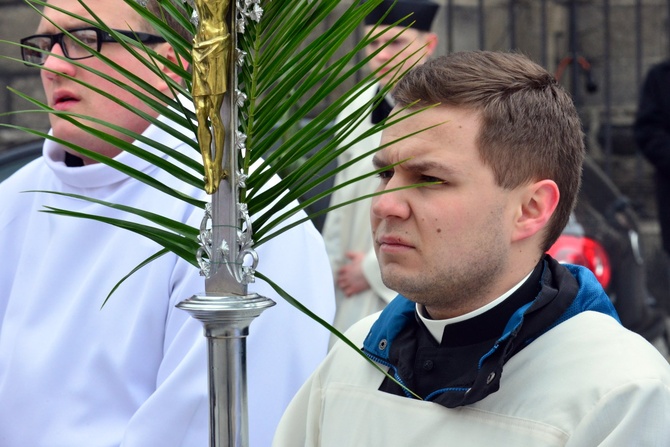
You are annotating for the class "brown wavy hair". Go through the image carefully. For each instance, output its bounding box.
[392,50,585,251]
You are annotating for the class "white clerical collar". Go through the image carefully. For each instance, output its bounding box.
[385,93,396,108]
[417,271,533,344]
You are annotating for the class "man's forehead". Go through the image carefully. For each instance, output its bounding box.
[378,109,441,145]
[364,24,423,39]
[372,148,466,178]
[373,133,437,165]
[382,105,481,135]
[375,106,482,167]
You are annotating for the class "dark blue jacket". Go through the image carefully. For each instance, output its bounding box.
[362,256,620,408]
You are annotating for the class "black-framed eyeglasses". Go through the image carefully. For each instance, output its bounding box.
[20,26,166,66]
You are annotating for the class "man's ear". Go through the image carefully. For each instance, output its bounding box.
[511,179,560,243]
[154,43,188,91]
[425,32,439,56]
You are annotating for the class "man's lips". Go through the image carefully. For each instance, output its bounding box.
[51,91,79,110]
[376,235,414,253]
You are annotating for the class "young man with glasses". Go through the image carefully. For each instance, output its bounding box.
[0,0,335,445]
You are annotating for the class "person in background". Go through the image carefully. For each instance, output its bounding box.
[634,60,670,284]
[274,51,670,446]
[322,0,439,344]
[0,0,335,445]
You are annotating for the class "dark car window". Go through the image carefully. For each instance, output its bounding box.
[0,141,42,182]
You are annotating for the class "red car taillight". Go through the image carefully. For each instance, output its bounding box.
[547,235,612,290]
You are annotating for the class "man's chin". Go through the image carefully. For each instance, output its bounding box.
[380,265,407,294]
[50,120,85,142]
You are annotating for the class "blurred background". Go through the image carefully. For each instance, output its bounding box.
[1,0,669,310]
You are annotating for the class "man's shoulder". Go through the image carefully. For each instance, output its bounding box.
[479,311,670,440]
[511,310,670,387]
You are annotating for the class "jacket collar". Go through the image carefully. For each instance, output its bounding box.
[362,257,620,407]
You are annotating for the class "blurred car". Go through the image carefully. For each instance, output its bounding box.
[0,139,41,182]
[548,155,669,354]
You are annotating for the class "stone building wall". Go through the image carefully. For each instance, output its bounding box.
[0,0,47,148]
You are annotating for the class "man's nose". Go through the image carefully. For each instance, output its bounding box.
[376,46,395,61]
[42,43,74,76]
[371,186,410,221]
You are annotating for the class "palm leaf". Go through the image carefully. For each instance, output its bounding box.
[100,248,172,309]
[256,271,422,400]
[39,206,200,262]
[2,0,442,289]
[29,189,201,238]
[2,0,438,399]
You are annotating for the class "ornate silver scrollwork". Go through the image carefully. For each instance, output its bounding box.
[198,168,258,282]
[237,171,248,189]
[237,202,253,248]
[213,199,256,284]
[236,48,247,66]
[230,0,263,285]
[234,89,247,108]
[196,203,234,279]
[198,200,255,283]
[196,203,214,277]
[235,131,247,152]
[196,202,233,279]
[236,16,247,34]
[236,0,264,33]
[235,202,258,284]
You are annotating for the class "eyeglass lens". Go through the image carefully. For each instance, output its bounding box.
[22,29,100,65]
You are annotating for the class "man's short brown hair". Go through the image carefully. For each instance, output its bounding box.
[392,50,585,251]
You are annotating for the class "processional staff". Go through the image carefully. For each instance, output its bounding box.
[177,1,274,446]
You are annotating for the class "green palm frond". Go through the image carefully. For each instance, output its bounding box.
[2,0,436,397]
[3,0,423,263]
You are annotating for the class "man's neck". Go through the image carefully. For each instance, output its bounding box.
[418,269,535,344]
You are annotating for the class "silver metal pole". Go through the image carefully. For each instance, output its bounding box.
[177,294,275,447]
[178,1,273,446]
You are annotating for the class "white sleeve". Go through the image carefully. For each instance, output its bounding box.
[247,218,335,446]
[119,257,210,447]
[119,218,335,447]
[273,315,377,447]
[272,366,325,447]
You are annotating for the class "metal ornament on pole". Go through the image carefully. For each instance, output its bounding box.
[177,1,274,446]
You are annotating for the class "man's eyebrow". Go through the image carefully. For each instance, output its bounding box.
[36,22,82,34]
[372,154,390,170]
[403,159,464,176]
[372,155,463,176]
